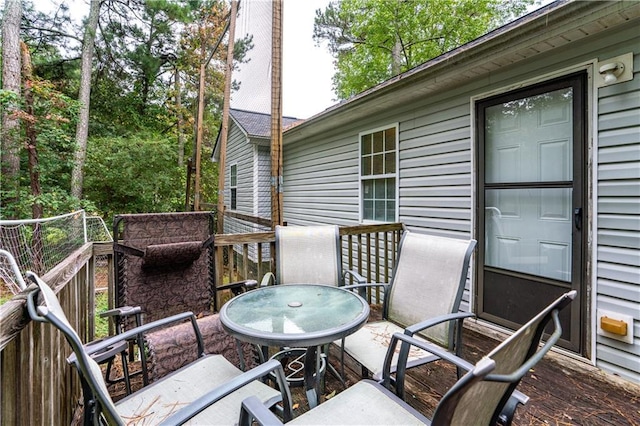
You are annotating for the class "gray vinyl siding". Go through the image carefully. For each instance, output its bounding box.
[283,129,362,226]
[225,125,254,214]
[399,101,473,239]
[223,126,271,260]
[223,122,262,238]
[595,50,640,383]
[257,144,271,219]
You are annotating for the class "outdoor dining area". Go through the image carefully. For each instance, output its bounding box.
[1,211,638,425]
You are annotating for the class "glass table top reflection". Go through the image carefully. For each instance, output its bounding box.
[220,284,370,348]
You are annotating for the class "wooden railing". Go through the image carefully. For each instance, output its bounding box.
[213,223,405,307]
[339,223,404,303]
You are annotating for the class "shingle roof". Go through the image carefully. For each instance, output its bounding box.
[230,108,301,138]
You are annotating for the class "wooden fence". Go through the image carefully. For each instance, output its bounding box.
[0,243,96,425]
[0,223,403,424]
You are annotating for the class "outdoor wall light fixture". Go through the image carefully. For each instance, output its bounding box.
[596,53,633,88]
[598,62,625,84]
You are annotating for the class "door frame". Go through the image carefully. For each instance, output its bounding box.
[469,63,595,360]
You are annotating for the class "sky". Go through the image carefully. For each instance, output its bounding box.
[232,0,335,119]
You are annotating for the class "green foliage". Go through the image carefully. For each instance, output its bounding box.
[0,78,85,219]
[84,133,187,222]
[21,1,83,93]
[314,0,535,99]
[0,89,20,109]
[2,1,237,223]
[94,0,199,115]
[94,290,109,339]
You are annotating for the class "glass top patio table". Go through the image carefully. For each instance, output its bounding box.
[220,284,370,408]
[220,284,370,348]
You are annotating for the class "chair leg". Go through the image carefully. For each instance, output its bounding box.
[103,351,133,395]
[497,395,522,426]
[79,375,98,426]
[323,344,346,389]
[454,318,465,379]
[235,339,246,371]
[361,365,370,379]
[136,334,150,386]
[340,338,346,383]
[118,351,132,395]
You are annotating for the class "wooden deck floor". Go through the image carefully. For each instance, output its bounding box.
[105,322,640,425]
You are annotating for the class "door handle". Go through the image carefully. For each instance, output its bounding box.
[574,208,582,230]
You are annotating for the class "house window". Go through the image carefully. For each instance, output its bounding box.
[360,125,397,222]
[230,164,237,210]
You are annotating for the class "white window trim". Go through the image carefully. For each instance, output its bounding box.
[230,163,238,210]
[358,123,400,224]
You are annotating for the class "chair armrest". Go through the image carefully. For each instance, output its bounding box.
[341,282,387,291]
[217,279,258,294]
[343,269,367,285]
[383,332,476,385]
[158,359,293,425]
[385,332,531,426]
[239,395,284,426]
[497,391,529,426]
[342,282,389,300]
[405,312,475,336]
[99,305,144,335]
[485,310,563,384]
[260,272,275,287]
[72,311,203,362]
[99,306,142,318]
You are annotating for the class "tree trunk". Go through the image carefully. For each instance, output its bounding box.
[71,0,100,199]
[21,41,44,272]
[391,39,402,76]
[21,42,42,220]
[216,0,238,231]
[1,0,22,218]
[175,69,185,167]
[194,55,205,212]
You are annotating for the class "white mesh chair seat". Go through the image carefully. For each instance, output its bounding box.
[115,355,280,424]
[336,322,436,380]
[287,380,428,425]
[337,231,477,382]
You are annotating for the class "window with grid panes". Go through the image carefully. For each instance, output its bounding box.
[360,125,397,222]
[230,164,237,210]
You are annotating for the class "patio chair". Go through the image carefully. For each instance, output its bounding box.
[258,224,366,387]
[240,290,577,426]
[112,212,257,382]
[260,224,365,287]
[336,230,477,393]
[26,271,293,426]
